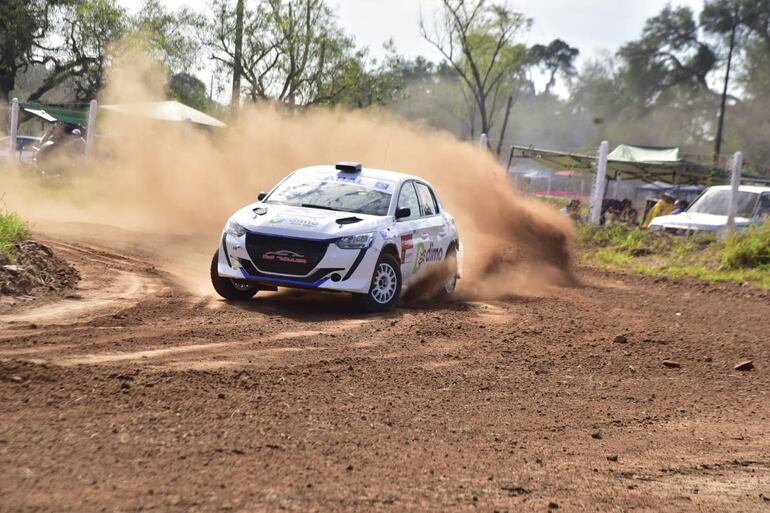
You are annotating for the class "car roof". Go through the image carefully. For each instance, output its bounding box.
[707,185,770,194]
[293,165,428,185]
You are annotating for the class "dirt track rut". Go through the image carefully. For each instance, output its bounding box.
[1,242,769,512]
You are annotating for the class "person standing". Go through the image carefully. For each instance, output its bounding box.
[642,193,675,228]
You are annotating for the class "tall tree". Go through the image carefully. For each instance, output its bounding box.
[618,6,716,107]
[203,0,388,106]
[131,0,200,74]
[0,0,76,103]
[420,0,530,146]
[528,39,579,94]
[701,0,752,162]
[28,0,128,102]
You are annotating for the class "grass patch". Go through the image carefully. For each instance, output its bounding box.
[721,223,770,269]
[579,223,770,290]
[0,211,30,264]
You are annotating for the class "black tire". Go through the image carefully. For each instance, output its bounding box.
[210,250,259,301]
[353,252,402,313]
[436,245,459,300]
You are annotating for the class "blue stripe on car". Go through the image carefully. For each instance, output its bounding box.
[239,269,330,288]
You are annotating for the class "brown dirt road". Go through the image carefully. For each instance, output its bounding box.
[1,236,769,512]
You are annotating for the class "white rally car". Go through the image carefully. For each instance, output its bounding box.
[210,162,462,311]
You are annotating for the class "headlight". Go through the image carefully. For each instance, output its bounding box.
[225,221,246,237]
[336,232,374,249]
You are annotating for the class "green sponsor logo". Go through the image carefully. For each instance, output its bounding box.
[412,241,444,273]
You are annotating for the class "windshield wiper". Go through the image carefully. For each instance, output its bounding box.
[301,203,342,212]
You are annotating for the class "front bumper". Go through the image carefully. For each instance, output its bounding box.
[217,232,379,294]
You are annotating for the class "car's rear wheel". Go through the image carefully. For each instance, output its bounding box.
[354,252,402,312]
[210,250,259,300]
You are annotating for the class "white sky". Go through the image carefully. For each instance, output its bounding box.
[119,0,706,98]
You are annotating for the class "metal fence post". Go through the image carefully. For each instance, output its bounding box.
[726,151,743,233]
[8,98,19,163]
[86,99,97,155]
[589,141,609,225]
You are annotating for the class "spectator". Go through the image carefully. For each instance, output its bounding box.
[619,199,639,226]
[671,199,689,215]
[600,198,623,225]
[561,199,582,222]
[642,193,675,228]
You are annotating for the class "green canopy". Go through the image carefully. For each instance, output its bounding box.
[20,102,89,127]
[508,144,738,186]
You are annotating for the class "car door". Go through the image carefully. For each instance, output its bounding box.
[394,181,423,285]
[411,182,449,277]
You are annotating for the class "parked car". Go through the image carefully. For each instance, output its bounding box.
[649,185,770,233]
[0,136,42,165]
[211,162,462,312]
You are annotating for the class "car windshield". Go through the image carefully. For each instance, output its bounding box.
[687,189,759,217]
[266,173,394,216]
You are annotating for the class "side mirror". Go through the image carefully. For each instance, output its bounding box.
[395,207,411,220]
[257,191,268,201]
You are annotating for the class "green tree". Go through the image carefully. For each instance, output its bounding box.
[618,6,716,107]
[131,0,200,74]
[528,39,579,94]
[169,72,210,111]
[202,0,398,107]
[0,0,76,103]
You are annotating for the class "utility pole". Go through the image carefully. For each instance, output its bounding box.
[230,0,245,116]
[714,20,737,166]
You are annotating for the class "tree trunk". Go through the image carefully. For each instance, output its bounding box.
[230,0,245,116]
[714,21,736,166]
[496,94,514,156]
[478,91,489,145]
[0,75,13,105]
[0,52,16,104]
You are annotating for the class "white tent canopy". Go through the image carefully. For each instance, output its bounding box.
[101,100,226,128]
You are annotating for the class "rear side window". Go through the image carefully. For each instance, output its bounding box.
[414,182,439,217]
[758,194,770,215]
[397,182,420,221]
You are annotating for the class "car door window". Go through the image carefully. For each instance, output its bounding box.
[414,182,438,217]
[397,182,421,221]
[758,194,770,216]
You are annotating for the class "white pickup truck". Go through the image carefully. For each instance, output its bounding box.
[649,185,770,233]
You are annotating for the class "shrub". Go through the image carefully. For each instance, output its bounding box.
[721,223,770,269]
[0,211,30,264]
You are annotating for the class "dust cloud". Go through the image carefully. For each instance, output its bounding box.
[3,50,575,300]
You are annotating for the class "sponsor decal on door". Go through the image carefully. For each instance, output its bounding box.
[412,241,444,273]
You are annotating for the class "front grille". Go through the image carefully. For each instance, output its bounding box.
[245,233,330,276]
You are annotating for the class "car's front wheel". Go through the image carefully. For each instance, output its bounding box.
[210,251,259,300]
[354,252,402,313]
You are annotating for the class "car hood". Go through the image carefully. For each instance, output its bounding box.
[231,203,389,239]
[650,212,751,231]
